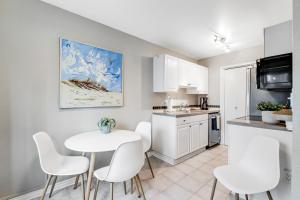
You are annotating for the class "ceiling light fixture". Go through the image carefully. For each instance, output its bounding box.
[214,34,231,52]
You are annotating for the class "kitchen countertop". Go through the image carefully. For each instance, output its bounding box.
[227,116,292,132]
[152,108,220,117]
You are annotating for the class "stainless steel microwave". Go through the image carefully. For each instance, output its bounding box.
[256,53,292,91]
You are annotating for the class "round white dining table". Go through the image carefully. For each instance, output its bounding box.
[65,129,141,200]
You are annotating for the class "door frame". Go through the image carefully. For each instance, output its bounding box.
[219,62,255,145]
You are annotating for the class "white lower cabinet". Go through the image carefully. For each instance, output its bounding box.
[190,123,201,152]
[152,113,208,165]
[199,121,208,148]
[177,125,191,158]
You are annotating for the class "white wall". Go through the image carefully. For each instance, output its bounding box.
[292,0,300,199]
[198,45,264,105]
[0,0,197,198]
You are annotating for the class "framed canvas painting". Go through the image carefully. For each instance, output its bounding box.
[60,38,123,108]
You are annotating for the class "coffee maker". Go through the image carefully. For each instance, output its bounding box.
[199,97,208,110]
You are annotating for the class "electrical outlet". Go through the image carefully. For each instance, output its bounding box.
[284,168,292,183]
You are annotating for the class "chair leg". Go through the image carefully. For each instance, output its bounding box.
[93,181,100,200]
[245,194,249,200]
[123,181,127,195]
[74,175,80,189]
[74,152,86,190]
[210,178,217,200]
[266,191,273,200]
[40,175,53,200]
[235,193,239,200]
[131,178,134,194]
[137,174,146,200]
[81,174,85,200]
[110,183,114,200]
[49,176,57,198]
[145,152,154,178]
[134,176,141,198]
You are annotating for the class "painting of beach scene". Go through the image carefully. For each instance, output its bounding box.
[60,38,123,108]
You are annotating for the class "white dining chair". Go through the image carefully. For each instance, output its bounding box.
[93,140,146,200]
[210,136,280,200]
[135,121,154,178]
[33,132,89,200]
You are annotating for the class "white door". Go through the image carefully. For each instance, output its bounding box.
[199,121,208,148]
[224,67,248,145]
[165,56,178,91]
[190,123,200,152]
[177,125,190,158]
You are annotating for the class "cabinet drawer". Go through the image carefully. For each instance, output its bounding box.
[177,117,190,125]
[190,114,208,123]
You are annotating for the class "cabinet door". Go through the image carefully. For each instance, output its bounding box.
[264,21,292,57]
[187,63,198,87]
[177,125,190,158]
[199,121,208,148]
[178,60,198,87]
[194,66,208,94]
[178,59,189,87]
[199,66,208,93]
[190,123,201,152]
[165,56,178,91]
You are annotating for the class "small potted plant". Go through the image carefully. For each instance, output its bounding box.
[257,101,283,124]
[98,117,116,134]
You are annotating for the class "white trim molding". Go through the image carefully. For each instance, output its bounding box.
[9,177,76,200]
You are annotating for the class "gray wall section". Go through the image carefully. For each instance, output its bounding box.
[292,0,300,199]
[0,0,197,197]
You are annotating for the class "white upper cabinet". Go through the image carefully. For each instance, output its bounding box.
[198,65,209,93]
[153,54,179,92]
[178,59,190,87]
[264,20,292,57]
[153,54,208,94]
[178,60,198,88]
[186,65,208,94]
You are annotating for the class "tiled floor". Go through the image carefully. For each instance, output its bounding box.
[38,145,233,200]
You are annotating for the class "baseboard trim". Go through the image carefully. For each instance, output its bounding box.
[9,177,76,200]
[152,148,206,165]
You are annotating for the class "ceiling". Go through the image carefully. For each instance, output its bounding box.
[41,0,292,59]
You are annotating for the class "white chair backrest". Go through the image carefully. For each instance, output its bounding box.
[239,136,280,187]
[106,140,144,182]
[33,132,62,174]
[135,121,151,148]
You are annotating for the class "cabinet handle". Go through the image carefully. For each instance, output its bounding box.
[199,123,203,125]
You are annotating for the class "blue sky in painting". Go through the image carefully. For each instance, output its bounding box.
[61,39,122,92]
